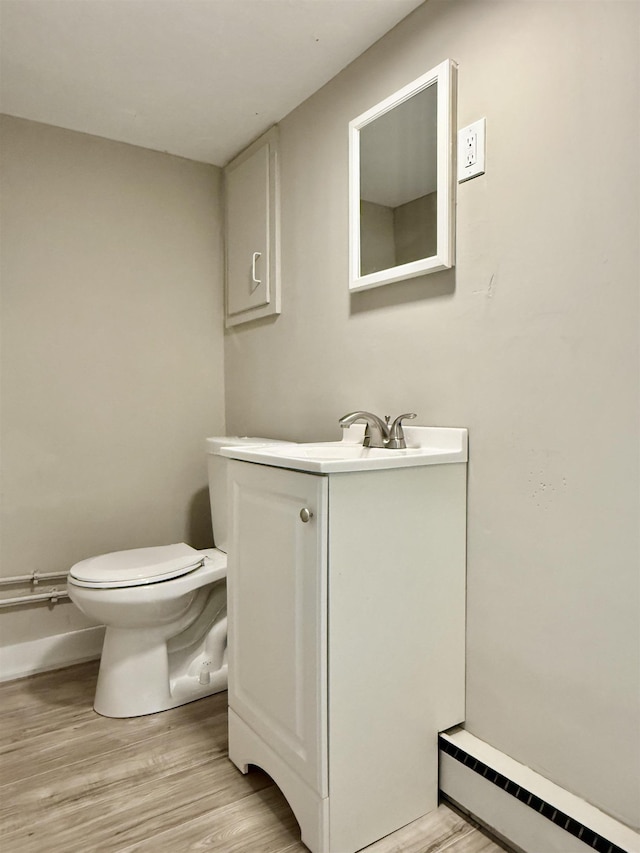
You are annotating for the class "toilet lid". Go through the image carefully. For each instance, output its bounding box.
[69,543,204,588]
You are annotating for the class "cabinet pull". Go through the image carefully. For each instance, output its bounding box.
[251,252,262,288]
[299,508,313,523]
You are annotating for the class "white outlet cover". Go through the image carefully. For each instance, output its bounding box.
[458,118,486,182]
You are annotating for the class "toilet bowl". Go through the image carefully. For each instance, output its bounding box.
[68,544,228,717]
[67,436,284,718]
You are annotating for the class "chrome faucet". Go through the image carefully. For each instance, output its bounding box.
[339,411,417,449]
[387,412,417,448]
[339,411,389,448]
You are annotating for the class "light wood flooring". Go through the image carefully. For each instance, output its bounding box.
[0,661,509,853]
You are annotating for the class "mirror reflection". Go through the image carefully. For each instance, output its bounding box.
[359,83,438,277]
[349,59,455,292]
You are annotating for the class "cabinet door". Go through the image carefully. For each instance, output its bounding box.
[227,461,328,796]
[224,127,280,327]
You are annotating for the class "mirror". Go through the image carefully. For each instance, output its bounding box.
[349,59,456,292]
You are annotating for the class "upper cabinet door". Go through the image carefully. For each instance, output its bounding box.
[224,127,281,327]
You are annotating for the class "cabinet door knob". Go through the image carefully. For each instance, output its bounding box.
[299,508,313,523]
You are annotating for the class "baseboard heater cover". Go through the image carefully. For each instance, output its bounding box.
[439,730,638,853]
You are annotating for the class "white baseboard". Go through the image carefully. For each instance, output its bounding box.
[439,728,639,853]
[0,626,105,683]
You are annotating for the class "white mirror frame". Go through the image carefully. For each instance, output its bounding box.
[349,59,456,293]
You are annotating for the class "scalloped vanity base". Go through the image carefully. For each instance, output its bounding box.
[229,708,330,853]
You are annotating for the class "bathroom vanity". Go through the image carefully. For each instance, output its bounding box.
[222,427,467,853]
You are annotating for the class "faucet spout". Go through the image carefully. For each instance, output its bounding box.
[338,411,390,448]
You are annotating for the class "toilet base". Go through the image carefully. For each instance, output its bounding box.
[94,625,228,718]
[95,665,228,718]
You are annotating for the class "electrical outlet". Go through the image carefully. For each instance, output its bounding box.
[465,130,477,167]
[458,118,486,182]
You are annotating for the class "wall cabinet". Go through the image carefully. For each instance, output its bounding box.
[227,459,466,853]
[224,126,280,327]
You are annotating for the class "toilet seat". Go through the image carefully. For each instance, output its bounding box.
[69,543,206,589]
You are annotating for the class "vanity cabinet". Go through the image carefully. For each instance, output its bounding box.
[227,458,466,853]
[224,126,280,327]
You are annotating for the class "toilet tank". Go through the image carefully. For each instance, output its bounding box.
[205,437,284,553]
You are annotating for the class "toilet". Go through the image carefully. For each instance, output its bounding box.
[67,436,281,718]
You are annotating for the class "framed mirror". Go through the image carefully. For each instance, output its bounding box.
[349,59,456,292]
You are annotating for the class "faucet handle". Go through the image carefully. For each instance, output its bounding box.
[387,413,417,449]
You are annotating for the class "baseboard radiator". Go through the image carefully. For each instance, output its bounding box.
[439,729,639,853]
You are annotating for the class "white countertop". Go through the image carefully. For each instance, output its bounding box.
[220,425,468,473]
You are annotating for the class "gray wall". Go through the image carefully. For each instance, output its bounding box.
[360,200,395,275]
[394,191,437,265]
[0,116,225,644]
[225,0,639,831]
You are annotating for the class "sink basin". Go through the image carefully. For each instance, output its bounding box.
[220,426,467,473]
[264,443,424,461]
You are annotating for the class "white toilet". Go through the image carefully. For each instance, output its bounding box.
[67,436,280,718]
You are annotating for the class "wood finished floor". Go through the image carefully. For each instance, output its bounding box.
[0,661,508,853]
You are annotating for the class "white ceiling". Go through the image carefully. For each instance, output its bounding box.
[0,0,424,166]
